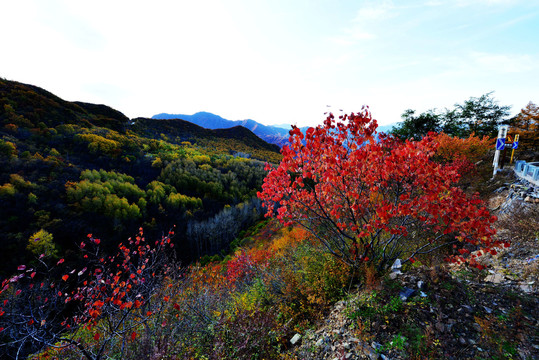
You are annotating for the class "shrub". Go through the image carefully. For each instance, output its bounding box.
[258,111,501,272]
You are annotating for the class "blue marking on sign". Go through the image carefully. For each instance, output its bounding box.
[496,138,506,150]
[512,141,518,149]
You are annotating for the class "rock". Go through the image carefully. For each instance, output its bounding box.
[290,333,302,345]
[399,287,415,301]
[485,273,505,283]
[435,321,445,332]
[462,305,474,314]
[391,259,402,271]
[315,338,324,347]
[483,306,493,314]
[364,345,379,360]
[371,342,382,350]
[473,323,482,332]
[417,280,424,289]
[459,337,466,345]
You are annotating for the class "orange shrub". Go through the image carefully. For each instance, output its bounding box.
[434,132,492,164]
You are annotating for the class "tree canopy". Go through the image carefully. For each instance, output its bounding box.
[391,92,511,140]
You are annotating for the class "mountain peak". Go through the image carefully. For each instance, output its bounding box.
[152,112,292,147]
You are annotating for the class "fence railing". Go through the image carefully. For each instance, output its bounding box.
[515,160,539,182]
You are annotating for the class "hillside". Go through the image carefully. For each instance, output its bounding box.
[1,89,538,359]
[153,111,399,147]
[0,78,281,275]
[152,111,302,147]
[130,117,281,159]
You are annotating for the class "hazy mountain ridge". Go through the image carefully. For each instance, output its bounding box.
[130,117,280,154]
[152,112,300,147]
[153,111,397,146]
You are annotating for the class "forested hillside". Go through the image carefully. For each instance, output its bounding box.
[0,78,281,274]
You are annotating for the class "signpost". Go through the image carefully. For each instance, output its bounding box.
[496,138,506,150]
[493,125,508,177]
[510,134,519,164]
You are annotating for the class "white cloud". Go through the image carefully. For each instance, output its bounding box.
[470,52,536,73]
[455,0,519,6]
[354,1,395,21]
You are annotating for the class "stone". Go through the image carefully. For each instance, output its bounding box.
[391,259,402,271]
[485,273,505,283]
[290,333,302,345]
[315,338,324,347]
[435,321,445,332]
[459,337,466,345]
[483,306,493,314]
[364,346,379,360]
[462,305,474,313]
[473,323,482,332]
[399,287,415,301]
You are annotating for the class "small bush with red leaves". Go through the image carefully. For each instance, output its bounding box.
[0,228,179,360]
[258,111,502,272]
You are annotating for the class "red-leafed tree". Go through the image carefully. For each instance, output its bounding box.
[258,110,503,271]
[0,228,180,360]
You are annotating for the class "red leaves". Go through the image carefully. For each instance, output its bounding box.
[173,303,181,311]
[258,111,497,269]
[2,226,178,358]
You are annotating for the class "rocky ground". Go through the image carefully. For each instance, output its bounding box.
[288,176,539,360]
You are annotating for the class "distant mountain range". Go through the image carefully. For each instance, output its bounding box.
[152,112,298,147]
[153,112,397,147]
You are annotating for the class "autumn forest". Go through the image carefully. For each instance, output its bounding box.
[1,78,538,359]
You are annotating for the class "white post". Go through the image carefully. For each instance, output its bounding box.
[493,125,508,177]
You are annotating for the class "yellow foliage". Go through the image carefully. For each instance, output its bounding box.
[0,183,16,196]
[27,229,58,258]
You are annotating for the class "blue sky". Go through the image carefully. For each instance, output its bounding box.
[1,0,537,127]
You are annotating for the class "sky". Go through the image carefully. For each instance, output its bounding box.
[1,0,538,127]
